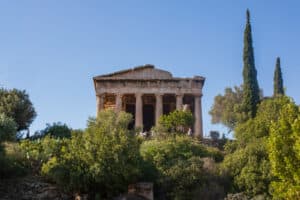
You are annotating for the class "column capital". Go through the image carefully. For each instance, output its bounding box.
[135,93,143,98]
[115,93,123,97]
[176,93,184,97]
[97,93,105,97]
[155,93,163,97]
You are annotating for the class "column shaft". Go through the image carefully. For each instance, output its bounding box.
[115,93,123,112]
[194,95,203,139]
[155,94,163,125]
[96,94,104,116]
[176,94,183,110]
[135,93,143,129]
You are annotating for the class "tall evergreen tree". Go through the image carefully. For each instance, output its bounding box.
[242,9,260,118]
[273,57,284,96]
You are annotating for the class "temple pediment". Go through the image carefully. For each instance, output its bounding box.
[94,65,173,80]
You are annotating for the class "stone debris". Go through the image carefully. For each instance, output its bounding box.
[0,175,71,200]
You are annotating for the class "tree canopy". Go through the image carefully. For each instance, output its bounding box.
[221,96,293,198]
[0,113,17,142]
[273,57,284,96]
[40,109,141,198]
[32,122,71,139]
[242,9,260,118]
[209,86,244,131]
[0,88,36,132]
[268,101,300,199]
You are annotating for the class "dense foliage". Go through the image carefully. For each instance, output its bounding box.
[273,57,284,96]
[0,114,22,178]
[268,102,300,199]
[38,110,141,198]
[4,93,298,199]
[0,113,18,142]
[17,109,228,199]
[0,88,36,132]
[140,136,224,199]
[20,135,69,172]
[152,110,194,138]
[0,88,36,178]
[242,10,260,118]
[209,86,244,131]
[221,96,296,198]
[32,122,72,139]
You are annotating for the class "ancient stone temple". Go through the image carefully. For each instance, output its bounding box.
[93,65,205,138]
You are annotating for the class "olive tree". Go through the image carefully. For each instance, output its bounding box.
[0,88,36,132]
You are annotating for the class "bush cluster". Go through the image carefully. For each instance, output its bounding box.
[140,136,224,199]
[221,96,300,199]
[18,110,226,199]
[21,110,141,198]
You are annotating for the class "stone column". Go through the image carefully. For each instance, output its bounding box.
[176,94,183,110]
[115,93,123,112]
[155,93,163,125]
[194,94,203,139]
[96,94,104,116]
[135,93,143,129]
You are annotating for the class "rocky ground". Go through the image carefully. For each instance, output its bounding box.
[0,175,72,200]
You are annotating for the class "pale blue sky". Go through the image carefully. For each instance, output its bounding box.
[1,1,300,137]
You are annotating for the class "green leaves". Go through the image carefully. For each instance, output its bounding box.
[39,109,141,198]
[209,86,244,131]
[221,96,293,197]
[0,113,17,142]
[268,102,300,199]
[0,88,36,132]
[242,10,260,118]
[33,122,72,139]
[273,57,285,96]
[154,110,194,137]
[140,135,223,199]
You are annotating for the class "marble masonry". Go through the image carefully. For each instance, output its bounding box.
[93,64,205,138]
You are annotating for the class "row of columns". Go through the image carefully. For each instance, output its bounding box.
[96,93,203,138]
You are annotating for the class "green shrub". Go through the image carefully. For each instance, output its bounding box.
[268,102,300,199]
[20,136,68,172]
[0,113,17,142]
[41,110,142,198]
[220,96,294,198]
[140,135,224,199]
[152,110,194,138]
[0,114,23,178]
[32,122,72,139]
[0,142,27,178]
[141,136,223,165]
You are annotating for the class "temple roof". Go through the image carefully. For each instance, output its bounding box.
[93,64,205,81]
[94,64,172,80]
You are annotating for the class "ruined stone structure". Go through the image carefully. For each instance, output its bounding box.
[93,65,205,138]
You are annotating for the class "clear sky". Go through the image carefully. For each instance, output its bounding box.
[1,1,300,137]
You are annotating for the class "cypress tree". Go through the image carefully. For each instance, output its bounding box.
[273,57,284,96]
[242,9,260,118]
